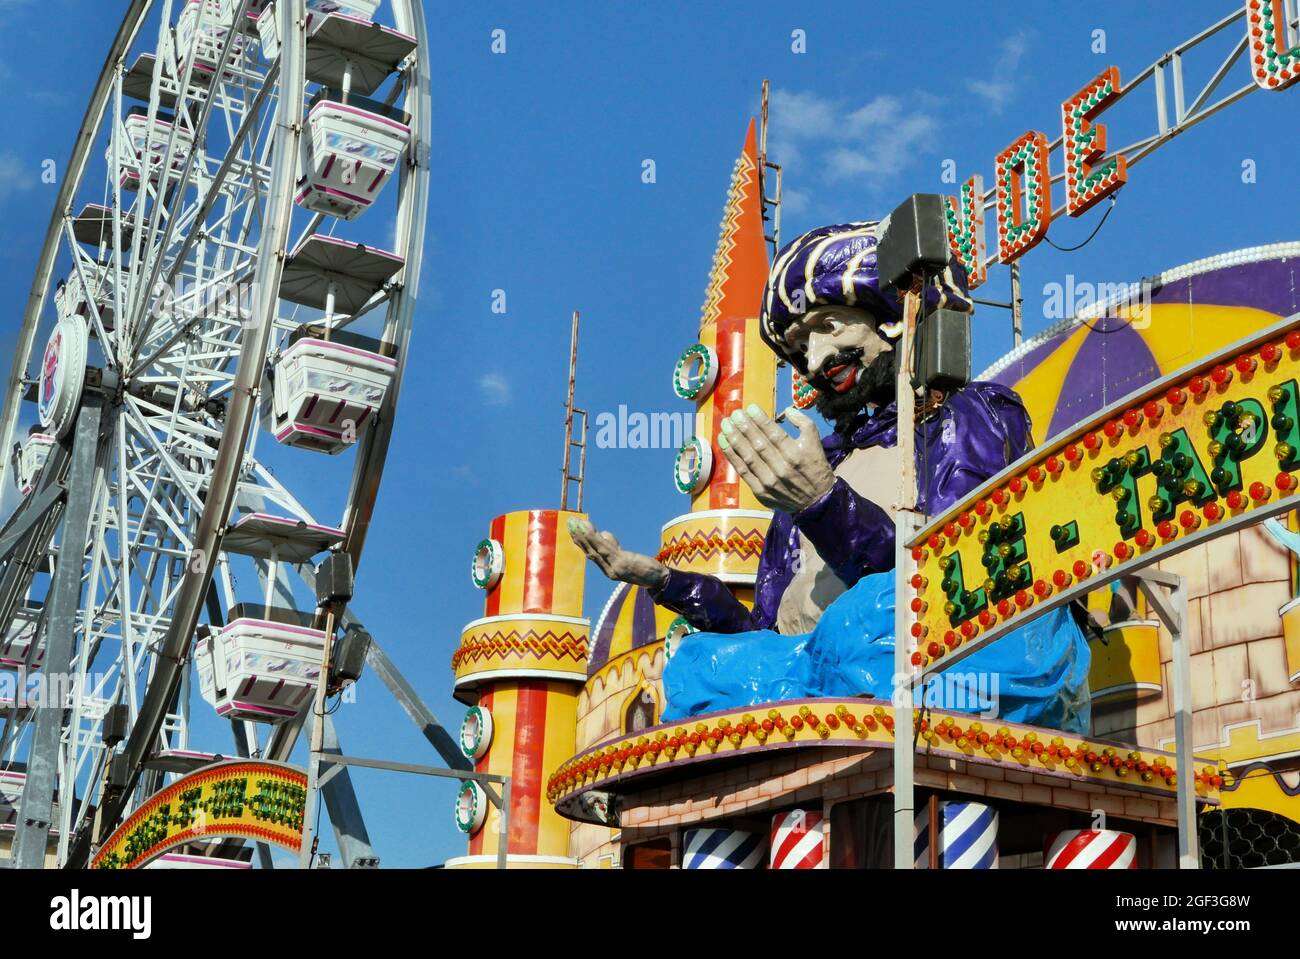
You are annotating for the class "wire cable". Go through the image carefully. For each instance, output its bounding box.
[1045,192,1120,252]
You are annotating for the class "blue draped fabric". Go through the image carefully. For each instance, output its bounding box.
[661,570,1092,734]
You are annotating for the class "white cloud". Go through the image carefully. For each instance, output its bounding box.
[0,152,39,202]
[768,88,940,209]
[478,372,511,406]
[966,31,1031,115]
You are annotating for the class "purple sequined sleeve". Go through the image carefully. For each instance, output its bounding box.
[791,477,896,586]
[648,516,796,633]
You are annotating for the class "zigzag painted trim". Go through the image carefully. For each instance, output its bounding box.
[452,629,589,669]
[657,527,766,564]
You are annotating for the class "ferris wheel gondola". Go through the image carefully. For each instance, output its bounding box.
[0,0,429,868]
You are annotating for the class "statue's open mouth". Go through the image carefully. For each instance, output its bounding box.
[824,363,858,393]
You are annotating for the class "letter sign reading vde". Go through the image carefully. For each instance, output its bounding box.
[944,3,1300,289]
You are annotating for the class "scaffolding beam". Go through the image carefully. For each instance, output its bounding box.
[10,395,105,869]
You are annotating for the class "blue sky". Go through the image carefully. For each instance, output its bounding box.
[0,1,1296,867]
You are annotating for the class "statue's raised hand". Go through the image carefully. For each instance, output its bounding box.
[718,405,836,514]
[568,518,669,589]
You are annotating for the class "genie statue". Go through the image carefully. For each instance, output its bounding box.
[571,221,1090,732]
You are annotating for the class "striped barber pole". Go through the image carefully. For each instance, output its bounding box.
[682,827,765,869]
[914,801,999,869]
[770,809,826,869]
[1046,829,1137,869]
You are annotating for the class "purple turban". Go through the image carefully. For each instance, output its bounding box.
[759,221,972,373]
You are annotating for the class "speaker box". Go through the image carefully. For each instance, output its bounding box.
[915,308,971,392]
[877,193,951,292]
[315,551,355,606]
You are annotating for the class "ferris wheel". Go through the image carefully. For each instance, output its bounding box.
[0,0,429,868]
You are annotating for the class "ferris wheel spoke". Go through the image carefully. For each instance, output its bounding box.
[59,220,117,361]
[129,2,259,346]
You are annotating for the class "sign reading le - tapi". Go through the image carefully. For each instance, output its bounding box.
[907,319,1300,671]
[91,760,306,869]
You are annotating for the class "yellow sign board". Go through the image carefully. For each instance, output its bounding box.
[907,317,1300,676]
[91,760,306,869]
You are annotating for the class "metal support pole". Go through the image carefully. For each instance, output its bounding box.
[298,603,337,868]
[560,310,581,511]
[1009,260,1023,349]
[892,289,921,869]
[11,395,104,869]
[362,635,471,771]
[497,778,511,870]
[319,713,379,868]
[0,483,65,565]
[927,793,939,869]
[1135,568,1197,869]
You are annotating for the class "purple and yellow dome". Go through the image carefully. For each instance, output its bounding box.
[587,582,676,678]
[985,243,1300,443]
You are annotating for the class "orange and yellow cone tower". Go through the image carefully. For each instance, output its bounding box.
[447,509,589,868]
[659,119,777,589]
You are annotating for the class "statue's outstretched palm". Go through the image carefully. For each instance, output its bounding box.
[568,519,668,589]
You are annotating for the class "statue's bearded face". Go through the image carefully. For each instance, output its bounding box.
[781,305,896,430]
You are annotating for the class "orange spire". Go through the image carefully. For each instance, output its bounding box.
[699,118,769,333]
[692,119,776,512]
[659,120,776,585]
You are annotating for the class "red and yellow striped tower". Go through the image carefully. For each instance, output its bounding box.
[660,119,776,590]
[447,509,588,868]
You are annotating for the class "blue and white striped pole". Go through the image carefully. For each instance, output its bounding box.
[914,801,999,869]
